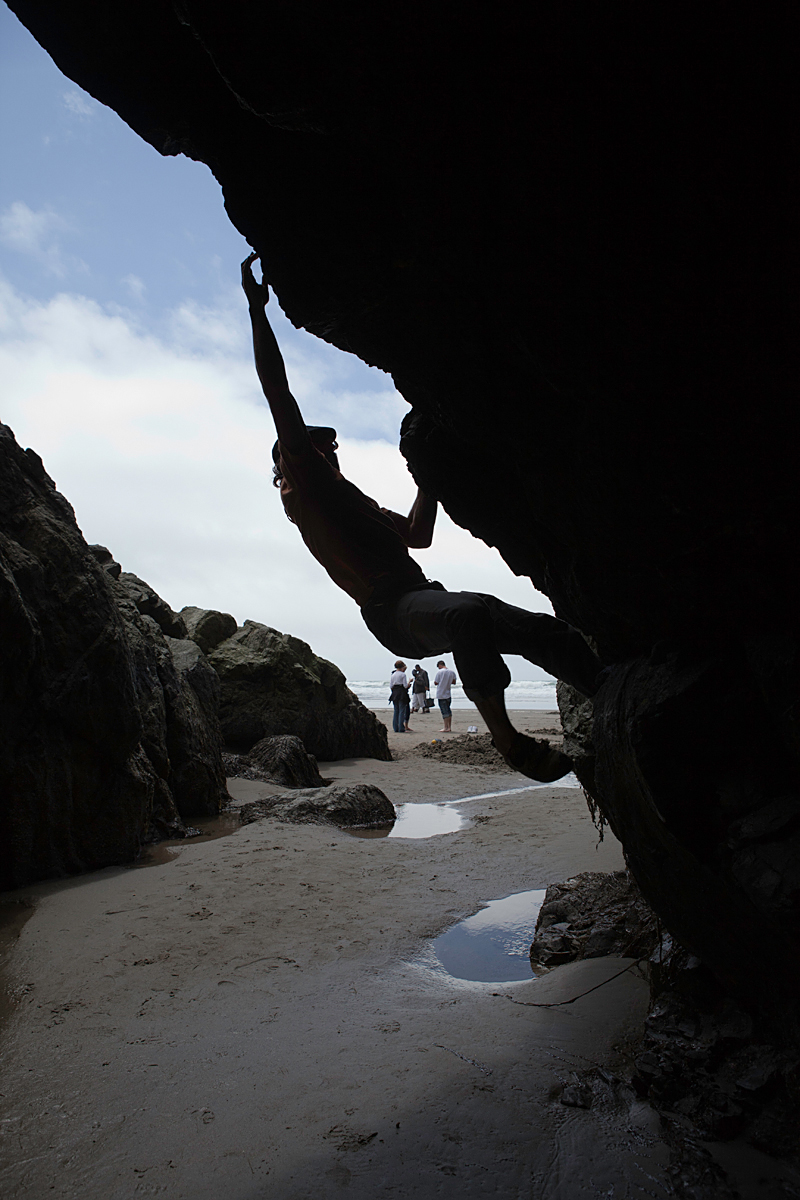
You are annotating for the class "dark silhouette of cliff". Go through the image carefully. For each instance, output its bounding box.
[7,3,799,1046]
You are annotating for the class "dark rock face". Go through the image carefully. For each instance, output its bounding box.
[161,638,228,819]
[179,606,237,655]
[530,871,657,968]
[633,942,800,1163]
[239,783,395,829]
[536,872,800,1171]
[9,5,799,1037]
[247,734,325,789]
[117,572,187,639]
[0,424,226,889]
[208,620,390,762]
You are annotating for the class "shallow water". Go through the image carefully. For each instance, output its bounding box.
[348,802,468,840]
[432,888,546,982]
[348,777,580,841]
[133,812,242,868]
[447,774,581,803]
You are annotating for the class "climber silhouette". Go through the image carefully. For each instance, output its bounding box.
[242,253,601,781]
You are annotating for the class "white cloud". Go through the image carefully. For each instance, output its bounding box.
[0,201,84,278]
[0,201,63,257]
[121,274,146,302]
[0,277,553,680]
[62,89,95,118]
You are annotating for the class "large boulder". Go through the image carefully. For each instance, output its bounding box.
[529,871,657,968]
[239,783,395,829]
[247,734,325,789]
[0,424,227,889]
[162,638,228,818]
[179,606,237,655]
[208,620,390,761]
[9,3,800,1045]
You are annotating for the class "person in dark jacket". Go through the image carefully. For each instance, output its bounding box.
[411,664,430,713]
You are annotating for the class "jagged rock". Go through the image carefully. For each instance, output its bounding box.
[179,605,237,655]
[208,620,390,762]
[117,571,188,639]
[246,734,325,789]
[239,783,395,828]
[103,590,228,826]
[9,3,800,1043]
[530,870,658,967]
[0,424,227,888]
[221,751,273,782]
[631,941,800,1159]
[88,544,121,579]
[163,638,229,817]
[540,871,800,1167]
[556,680,595,764]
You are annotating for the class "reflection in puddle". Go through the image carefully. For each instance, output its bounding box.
[432,889,546,982]
[348,803,468,840]
[133,812,241,868]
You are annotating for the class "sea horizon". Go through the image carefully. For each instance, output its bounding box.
[351,678,558,710]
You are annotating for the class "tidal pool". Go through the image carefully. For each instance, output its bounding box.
[348,802,468,839]
[133,812,242,867]
[432,888,546,982]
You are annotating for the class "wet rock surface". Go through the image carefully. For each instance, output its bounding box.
[537,870,800,1187]
[632,942,800,1164]
[0,426,379,888]
[530,870,657,968]
[239,783,395,829]
[243,734,325,789]
[8,0,800,1092]
[208,620,390,762]
[0,424,227,888]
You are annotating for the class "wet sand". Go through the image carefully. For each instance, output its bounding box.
[0,712,678,1198]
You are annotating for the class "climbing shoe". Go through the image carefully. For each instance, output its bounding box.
[500,733,572,783]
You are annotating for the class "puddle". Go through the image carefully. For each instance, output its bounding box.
[133,812,242,868]
[0,899,36,1033]
[432,889,546,982]
[347,803,468,840]
[347,776,580,841]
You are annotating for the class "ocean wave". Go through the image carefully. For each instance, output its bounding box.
[349,679,558,710]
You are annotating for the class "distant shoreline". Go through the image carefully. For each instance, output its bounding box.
[352,679,559,712]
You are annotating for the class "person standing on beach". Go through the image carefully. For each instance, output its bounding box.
[433,660,457,732]
[242,253,602,782]
[390,660,411,732]
[411,664,430,714]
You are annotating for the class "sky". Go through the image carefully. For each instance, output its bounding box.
[0,5,556,683]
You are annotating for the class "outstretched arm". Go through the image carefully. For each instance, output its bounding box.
[242,253,308,455]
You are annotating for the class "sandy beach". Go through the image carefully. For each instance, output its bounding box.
[0,712,681,1198]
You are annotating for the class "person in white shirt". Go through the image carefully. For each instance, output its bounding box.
[434,660,457,732]
[389,660,411,732]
